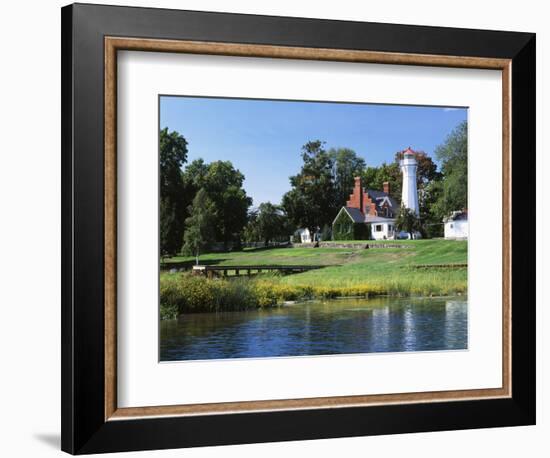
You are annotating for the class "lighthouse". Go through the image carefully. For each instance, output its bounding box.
[400,147,419,215]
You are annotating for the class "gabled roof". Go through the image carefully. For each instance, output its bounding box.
[366,189,399,217]
[343,206,366,223]
[332,206,366,225]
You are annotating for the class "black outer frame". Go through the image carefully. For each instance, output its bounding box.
[61,3,536,454]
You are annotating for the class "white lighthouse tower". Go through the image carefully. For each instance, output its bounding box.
[400,147,419,215]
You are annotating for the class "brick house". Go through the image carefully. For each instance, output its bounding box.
[332,177,399,240]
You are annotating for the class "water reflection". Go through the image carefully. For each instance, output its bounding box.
[160,296,468,361]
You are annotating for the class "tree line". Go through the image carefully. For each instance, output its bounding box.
[160,120,467,258]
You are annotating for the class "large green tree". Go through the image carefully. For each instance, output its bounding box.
[256,202,291,246]
[182,158,209,186]
[183,160,251,248]
[244,202,292,246]
[182,189,216,265]
[243,209,261,244]
[159,128,188,256]
[328,148,366,206]
[418,180,444,238]
[282,140,337,237]
[433,121,468,219]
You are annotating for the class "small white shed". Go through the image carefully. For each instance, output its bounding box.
[444,211,468,239]
[294,228,312,243]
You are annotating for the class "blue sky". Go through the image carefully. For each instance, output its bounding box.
[160,96,467,207]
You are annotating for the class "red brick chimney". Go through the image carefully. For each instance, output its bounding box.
[383,181,390,195]
[346,176,363,213]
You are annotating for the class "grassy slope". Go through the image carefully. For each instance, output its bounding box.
[164,240,467,296]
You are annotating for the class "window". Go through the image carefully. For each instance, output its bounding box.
[375,224,382,232]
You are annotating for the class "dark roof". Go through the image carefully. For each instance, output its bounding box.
[343,206,366,223]
[366,189,399,217]
[445,211,468,222]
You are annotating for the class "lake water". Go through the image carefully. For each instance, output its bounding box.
[160,296,468,361]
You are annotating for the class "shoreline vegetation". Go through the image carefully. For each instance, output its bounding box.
[160,239,467,320]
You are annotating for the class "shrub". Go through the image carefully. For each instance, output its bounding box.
[160,273,282,316]
[332,210,354,240]
[160,301,180,321]
[159,269,467,319]
[320,224,332,241]
[353,223,371,240]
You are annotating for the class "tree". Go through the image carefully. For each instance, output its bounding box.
[282,140,337,237]
[159,128,188,256]
[256,202,287,246]
[243,209,261,243]
[182,189,216,265]
[281,188,308,233]
[395,206,422,239]
[433,121,468,218]
[182,158,208,189]
[329,148,366,206]
[243,203,292,246]
[419,180,444,238]
[362,162,402,202]
[183,160,252,249]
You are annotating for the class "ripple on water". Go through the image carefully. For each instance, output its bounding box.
[160,296,468,361]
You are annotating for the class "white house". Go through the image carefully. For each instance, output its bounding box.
[294,228,312,243]
[444,211,468,239]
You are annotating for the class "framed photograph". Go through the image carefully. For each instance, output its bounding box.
[61,3,536,454]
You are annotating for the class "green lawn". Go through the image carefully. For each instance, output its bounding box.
[165,246,353,267]
[162,239,467,297]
